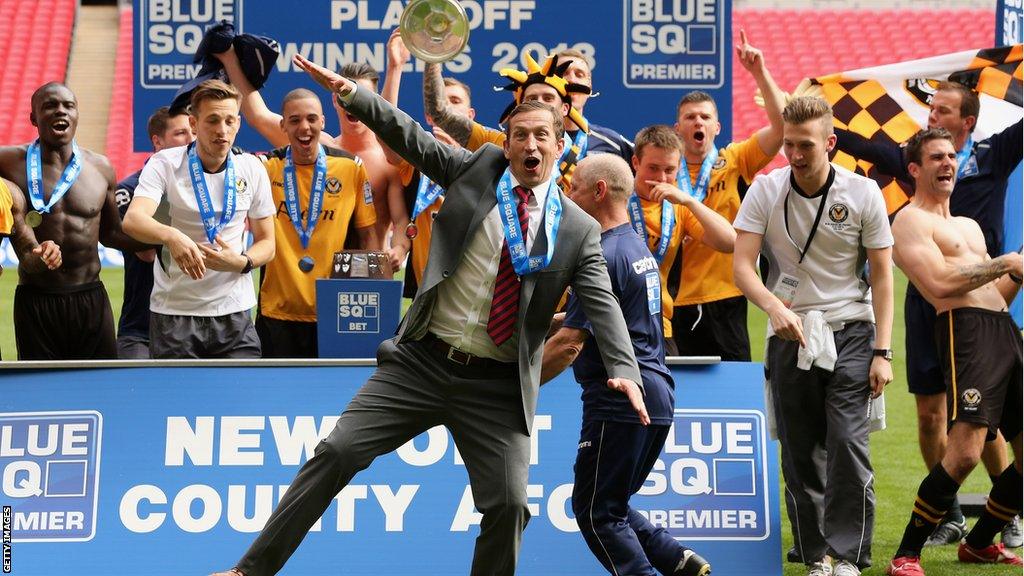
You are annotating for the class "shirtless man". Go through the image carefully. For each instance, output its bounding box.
[887,128,1023,576]
[213,48,408,268]
[1,82,145,360]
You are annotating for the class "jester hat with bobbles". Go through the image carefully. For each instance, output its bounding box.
[496,53,590,133]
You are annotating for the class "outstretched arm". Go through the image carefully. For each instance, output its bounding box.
[422,63,474,147]
[294,54,469,189]
[893,211,1023,299]
[380,29,413,166]
[834,128,909,182]
[736,30,785,157]
[213,46,293,149]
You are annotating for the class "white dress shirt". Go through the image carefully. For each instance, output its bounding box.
[428,176,552,362]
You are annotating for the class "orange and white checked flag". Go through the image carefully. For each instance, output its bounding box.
[811,46,1023,214]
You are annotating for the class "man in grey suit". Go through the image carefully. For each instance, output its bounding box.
[212,55,647,576]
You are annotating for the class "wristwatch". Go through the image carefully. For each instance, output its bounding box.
[240,253,254,274]
[872,348,893,361]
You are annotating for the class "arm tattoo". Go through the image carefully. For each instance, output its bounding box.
[954,257,1012,291]
[422,63,473,147]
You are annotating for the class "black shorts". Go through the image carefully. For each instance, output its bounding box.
[255,315,318,358]
[14,281,116,360]
[671,295,751,361]
[150,311,261,359]
[905,289,944,395]
[935,307,1022,442]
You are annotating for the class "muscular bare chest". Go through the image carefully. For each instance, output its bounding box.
[934,216,987,264]
[15,156,108,243]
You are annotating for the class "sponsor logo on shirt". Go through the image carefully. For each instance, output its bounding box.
[632,255,659,274]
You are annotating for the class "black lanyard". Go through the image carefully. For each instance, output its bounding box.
[783,167,835,264]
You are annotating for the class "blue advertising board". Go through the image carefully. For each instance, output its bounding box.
[315,278,403,358]
[996,0,1023,326]
[0,361,780,575]
[132,0,733,153]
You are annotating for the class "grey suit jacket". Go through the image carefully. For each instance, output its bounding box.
[343,87,641,433]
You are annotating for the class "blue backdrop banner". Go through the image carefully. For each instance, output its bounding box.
[0,361,779,575]
[132,0,734,154]
[996,0,1023,326]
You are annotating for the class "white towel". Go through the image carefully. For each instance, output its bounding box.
[764,304,886,437]
[797,310,838,371]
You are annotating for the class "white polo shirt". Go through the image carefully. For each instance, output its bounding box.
[734,164,893,317]
[134,144,274,317]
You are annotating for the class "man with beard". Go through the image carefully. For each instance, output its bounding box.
[0,82,146,359]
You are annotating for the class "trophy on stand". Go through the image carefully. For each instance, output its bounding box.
[399,0,470,63]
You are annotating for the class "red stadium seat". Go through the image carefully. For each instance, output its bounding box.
[0,0,76,146]
[732,8,997,172]
[105,6,150,181]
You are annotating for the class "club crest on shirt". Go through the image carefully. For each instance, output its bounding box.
[326,177,342,195]
[713,155,727,170]
[823,202,851,232]
[828,203,849,223]
[961,388,981,411]
[114,187,131,207]
[236,177,249,199]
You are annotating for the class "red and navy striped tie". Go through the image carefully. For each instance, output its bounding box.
[487,185,531,346]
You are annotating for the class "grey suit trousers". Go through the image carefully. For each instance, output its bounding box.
[236,337,531,575]
[767,321,876,569]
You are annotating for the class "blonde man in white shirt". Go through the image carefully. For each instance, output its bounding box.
[733,96,894,576]
[124,80,275,358]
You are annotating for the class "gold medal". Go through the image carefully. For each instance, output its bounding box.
[25,210,43,228]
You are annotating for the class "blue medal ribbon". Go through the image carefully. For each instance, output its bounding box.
[26,139,82,214]
[627,193,674,263]
[677,146,718,203]
[283,145,327,250]
[496,171,561,276]
[188,144,236,245]
[956,135,974,179]
[412,172,445,221]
